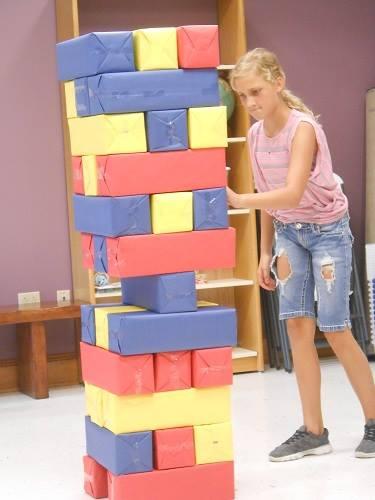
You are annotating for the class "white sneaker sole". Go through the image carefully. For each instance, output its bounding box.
[269,443,333,462]
[355,451,375,458]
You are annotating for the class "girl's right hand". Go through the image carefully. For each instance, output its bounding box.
[257,254,276,291]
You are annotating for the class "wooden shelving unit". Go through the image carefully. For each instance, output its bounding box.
[55,0,264,373]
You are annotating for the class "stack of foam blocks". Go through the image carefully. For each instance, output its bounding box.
[57,26,237,500]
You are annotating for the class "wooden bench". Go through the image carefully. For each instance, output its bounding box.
[0,301,85,399]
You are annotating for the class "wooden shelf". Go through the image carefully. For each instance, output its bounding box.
[232,347,257,359]
[96,278,254,296]
[228,137,247,143]
[217,64,235,70]
[95,290,122,299]
[196,278,253,290]
[228,208,250,215]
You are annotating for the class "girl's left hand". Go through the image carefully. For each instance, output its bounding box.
[226,186,242,208]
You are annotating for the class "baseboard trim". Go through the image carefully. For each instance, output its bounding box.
[0,353,80,394]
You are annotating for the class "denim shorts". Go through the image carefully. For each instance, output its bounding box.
[270,213,354,332]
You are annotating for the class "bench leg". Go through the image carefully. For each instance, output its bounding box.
[17,321,49,399]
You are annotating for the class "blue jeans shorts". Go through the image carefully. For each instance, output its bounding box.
[271,213,354,332]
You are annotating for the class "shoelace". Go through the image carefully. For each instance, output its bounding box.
[364,425,375,442]
[283,430,309,445]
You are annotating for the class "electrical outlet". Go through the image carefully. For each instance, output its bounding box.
[57,289,71,303]
[18,291,41,306]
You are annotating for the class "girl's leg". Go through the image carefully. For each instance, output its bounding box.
[275,252,325,434]
[286,317,324,435]
[269,229,332,461]
[310,215,375,420]
[324,329,375,420]
[311,216,375,456]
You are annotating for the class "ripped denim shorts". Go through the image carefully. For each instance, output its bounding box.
[271,213,354,332]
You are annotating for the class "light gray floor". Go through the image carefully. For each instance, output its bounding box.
[1,359,374,500]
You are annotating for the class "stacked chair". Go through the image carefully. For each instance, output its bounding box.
[365,244,375,356]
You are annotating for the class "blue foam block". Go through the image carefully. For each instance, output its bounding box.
[73,194,151,237]
[74,69,219,116]
[146,109,188,152]
[81,305,96,344]
[193,188,229,230]
[107,306,237,355]
[121,272,197,313]
[81,303,117,345]
[85,417,153,475]
[56,32,135,81]
[94,236,108,273]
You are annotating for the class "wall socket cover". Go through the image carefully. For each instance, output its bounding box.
[18,291,41,306]
[57,290,71,303]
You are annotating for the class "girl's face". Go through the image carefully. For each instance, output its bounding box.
[234,72,284,121]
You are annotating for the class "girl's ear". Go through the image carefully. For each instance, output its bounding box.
[275,75,285,93]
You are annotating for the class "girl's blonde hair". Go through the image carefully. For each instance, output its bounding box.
[230,48,316,118]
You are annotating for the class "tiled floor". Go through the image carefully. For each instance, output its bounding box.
[1,359,374,500]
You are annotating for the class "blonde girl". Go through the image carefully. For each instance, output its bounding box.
[227,48,375,461]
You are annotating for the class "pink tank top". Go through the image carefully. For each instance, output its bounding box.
[249,109,348,223]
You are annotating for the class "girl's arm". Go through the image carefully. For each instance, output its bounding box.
[258,210,276,290]
[227,122,317,210]
[260,209,274,256]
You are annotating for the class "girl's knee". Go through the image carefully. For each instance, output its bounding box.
[287,318,303,332]
[323,329,353,349]
[286,318,316,344]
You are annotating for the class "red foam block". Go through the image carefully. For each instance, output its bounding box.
[83,455,108,499]
[72,149,226,196]
[177,25,220,69]
[154,351,191,392]
[104,228,235,278]
[82,233,94,269]
[81,342,154,395]
[154,427,195,470]
[108,461,234,500]
[192,347,233,388]
[72,157,84,194]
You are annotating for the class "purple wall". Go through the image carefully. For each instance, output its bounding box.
[246,0,375,252]
[78,0,217,33]
[0,0,73,358]
[1,0,374,359]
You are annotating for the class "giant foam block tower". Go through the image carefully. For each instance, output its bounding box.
[57,25,237,500]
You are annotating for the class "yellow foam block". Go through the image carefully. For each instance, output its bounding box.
[194,422,234,464]
[151,192,193,234]
[85,383,231,434]
[68,113,147,156]
[94,305,145,349]
[188,106,228,149]
[85,382,103,423]
[133,28,178,71]
[64,81,77,118]
[82,155,98,195]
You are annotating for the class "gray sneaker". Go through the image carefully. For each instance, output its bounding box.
[355,419,375,458]
[269,426,332,462]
